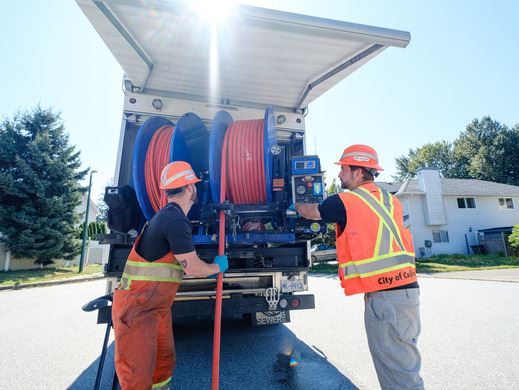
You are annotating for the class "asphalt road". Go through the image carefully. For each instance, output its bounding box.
[1,273,518,389]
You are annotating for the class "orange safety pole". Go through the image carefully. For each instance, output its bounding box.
[212,132,228,390]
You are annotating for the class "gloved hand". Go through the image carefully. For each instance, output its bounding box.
[287,203,298,218]
[213,255,228,273]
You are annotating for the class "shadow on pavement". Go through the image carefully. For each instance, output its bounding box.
[69,316,357,390]
[173,316,357,390]
[68,343,116,389]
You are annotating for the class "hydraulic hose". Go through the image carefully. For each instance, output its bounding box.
[222,119,266,204]
[143,125,174,212]
[213,117,267,388]
[212,124,228,390]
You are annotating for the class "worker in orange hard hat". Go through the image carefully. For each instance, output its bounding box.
[295,145,424,390]
[112,161,228,390]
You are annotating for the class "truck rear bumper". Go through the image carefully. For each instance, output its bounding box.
[96,293,315,324]
[172,293,315,318]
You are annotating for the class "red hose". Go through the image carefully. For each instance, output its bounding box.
[212,122,228,390]
[222,119,266,204]
[212,118,266,389]
[144,125,174,212]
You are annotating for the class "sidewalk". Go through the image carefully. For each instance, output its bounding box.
[0,274,105,291]
[419,268,519,283]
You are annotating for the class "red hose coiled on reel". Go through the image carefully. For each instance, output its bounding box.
[144,125,174,212]
[222,119,266,204]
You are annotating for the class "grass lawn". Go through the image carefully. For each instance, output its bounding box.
[0,264,103,286]
[310,254,519,274]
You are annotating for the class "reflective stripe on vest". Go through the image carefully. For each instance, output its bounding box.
[122,260,184,284]
[152,376,172,390]
[343,253,415,279]
[350,187,407,254]
[339,187,415,279]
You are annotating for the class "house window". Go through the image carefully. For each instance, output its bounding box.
[498,198,515,210]
[457,197,476,208]
[432,230,449,243]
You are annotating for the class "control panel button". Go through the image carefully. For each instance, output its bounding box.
[296,185,307,195]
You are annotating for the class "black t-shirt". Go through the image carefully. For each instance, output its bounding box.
[318,193,418,291]
[318,194,346,232]
[136,202,195,261]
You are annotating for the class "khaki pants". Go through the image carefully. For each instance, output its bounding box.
[364,288,424,390]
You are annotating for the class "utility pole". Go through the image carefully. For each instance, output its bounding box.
[79,170,97,273]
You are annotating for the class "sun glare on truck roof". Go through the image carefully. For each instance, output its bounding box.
[192,0,235,24]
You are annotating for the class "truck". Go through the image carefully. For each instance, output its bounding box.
[77,0,410,326]
[310,244,337,265]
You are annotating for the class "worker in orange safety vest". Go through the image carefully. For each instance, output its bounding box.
[112,161,228,390]
[295,145,424,390]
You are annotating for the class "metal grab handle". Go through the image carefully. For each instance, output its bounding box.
[82,294,115,390]
[82,294,113,312]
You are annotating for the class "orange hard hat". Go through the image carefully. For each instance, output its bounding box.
[159,161,201,190]
[335,144,384,171]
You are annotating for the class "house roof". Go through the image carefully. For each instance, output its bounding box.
[396,178,519,197]
[375,182,402,194]
[440,179,519,196]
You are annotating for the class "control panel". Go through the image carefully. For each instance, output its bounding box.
[291,155,320,175]
[291,174,324,204]
[289,156,326,236]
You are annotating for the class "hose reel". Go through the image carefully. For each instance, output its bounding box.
[132,107,278,234]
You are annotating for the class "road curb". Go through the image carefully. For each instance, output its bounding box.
[418,274,519,283]
[0,275,105,291]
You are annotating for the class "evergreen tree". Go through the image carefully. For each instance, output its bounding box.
[96,192,109,222]
[0,107,87,265]
[81,220,107,240]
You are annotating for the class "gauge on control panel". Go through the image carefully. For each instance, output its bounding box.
[296,185,307,195]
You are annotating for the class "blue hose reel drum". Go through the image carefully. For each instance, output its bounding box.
[171,112,208,176]
[208,106,277,204]
[263,106,276,203]
[132,113,209,221]
[132,116,175,221]
[209,110,234,203]
[172,112,209,220]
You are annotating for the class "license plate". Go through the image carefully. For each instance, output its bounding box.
[253,311,290,326]
[281,278,304,292]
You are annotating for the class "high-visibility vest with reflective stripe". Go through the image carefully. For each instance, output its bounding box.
[118,232,184,291]
[335,183,417,296]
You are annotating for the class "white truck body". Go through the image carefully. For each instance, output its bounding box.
[77,0,410,324]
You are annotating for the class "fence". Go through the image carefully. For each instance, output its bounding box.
[479,233,513,256]
[0,241,110,271]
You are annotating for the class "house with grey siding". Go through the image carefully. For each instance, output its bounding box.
[377,168,519,257]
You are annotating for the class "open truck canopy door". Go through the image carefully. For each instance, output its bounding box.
[77,0,410,112]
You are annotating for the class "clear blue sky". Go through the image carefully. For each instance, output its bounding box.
[1,1,518,201]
